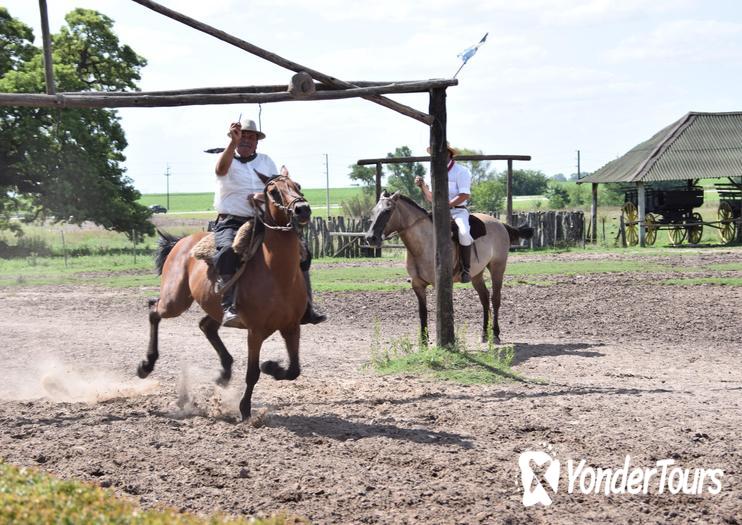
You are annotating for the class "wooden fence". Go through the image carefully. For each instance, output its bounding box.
[303,210,585,257]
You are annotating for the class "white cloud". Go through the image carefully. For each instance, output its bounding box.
[608,19,742,63]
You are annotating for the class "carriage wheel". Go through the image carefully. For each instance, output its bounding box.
[687,212,703,245]
[718,202,737,244]
[667,224,686,245]
[644,213,658,246]
[622,202,639,246]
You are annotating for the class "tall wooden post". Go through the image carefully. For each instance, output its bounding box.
[429,88,454,348]
[38,0,56,95]
[375,162,382,202]
[591,183,598,243]
[637,181,646,247]
[506,159,514,224]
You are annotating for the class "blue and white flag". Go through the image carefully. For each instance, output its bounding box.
[457,32,488,64]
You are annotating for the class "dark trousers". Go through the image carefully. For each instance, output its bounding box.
[213,215,248,278]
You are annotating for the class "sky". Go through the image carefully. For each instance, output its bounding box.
[4,0,742,193]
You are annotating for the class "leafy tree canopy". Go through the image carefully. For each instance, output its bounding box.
[347,164,376,194]
[0,8,151,238]
[385,146,426,205]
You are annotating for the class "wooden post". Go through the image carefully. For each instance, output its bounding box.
[506,159,514,224]
[591,183,598,243]
[429,88,454,348]
[38,0,56,95]
[375,162,382,202]
[637,181,646,247]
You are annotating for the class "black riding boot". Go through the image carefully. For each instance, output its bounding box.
[300,270,327,325]
[219,275,242,328]
[460,244,472,283]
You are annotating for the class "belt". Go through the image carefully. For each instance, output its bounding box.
[217,213,252,222]
[453,206,468,209]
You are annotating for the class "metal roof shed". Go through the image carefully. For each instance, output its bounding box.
[578,112,742,245]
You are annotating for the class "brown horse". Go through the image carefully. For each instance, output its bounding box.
[365,191,533,344]
[137,173,311,420]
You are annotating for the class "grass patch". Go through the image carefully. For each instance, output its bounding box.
[705,262,742,272]
[0,461,288,525]
[662,277,742,286]
[368,325,522,384]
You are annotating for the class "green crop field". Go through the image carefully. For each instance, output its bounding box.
[139,187,363,213]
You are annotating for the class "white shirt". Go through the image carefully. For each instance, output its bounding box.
[448,162,472,205]
[213,153,278,217]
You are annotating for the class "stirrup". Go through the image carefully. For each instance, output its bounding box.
[222,307,243,328]
[460,270,471,284]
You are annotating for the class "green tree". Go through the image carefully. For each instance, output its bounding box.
[347,164,376,194]
[455,147,494,184]
[546,184,570,209]
[385,146,426,205]
[508,169,549,195]
[470,177,505,214]
[0,8,151,238]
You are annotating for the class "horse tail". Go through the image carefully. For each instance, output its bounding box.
[154,229,182,275]
[503,223,534,243]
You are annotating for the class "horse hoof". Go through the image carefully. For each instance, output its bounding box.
[137,361,152,379]
[215,374,231,387]
[260,360,281,378]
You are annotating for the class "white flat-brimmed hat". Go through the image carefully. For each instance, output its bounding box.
[240,118,266,140]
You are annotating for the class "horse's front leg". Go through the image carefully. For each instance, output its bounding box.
[239,329,267,421]
[137,299,161,378]
[471,274,491,343]
[411,279,429,344]
[261,326,301,381]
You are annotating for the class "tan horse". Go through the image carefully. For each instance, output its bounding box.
[365,191,533,344]
[137,174,310,420]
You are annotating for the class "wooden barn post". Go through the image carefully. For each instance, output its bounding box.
[38,0,56,95]
[429,88,454,348]
[637,181,646,246]
[591,183,598,243]
[506,159,514,224]
[375,162,383,202]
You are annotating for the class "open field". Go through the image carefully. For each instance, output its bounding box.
[0,246,740,523]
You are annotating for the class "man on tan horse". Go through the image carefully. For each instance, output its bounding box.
[415,143,474,283]
[213,117,325,327]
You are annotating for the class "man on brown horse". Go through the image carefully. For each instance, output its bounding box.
[213,117,326,327]
[415,143,473,283]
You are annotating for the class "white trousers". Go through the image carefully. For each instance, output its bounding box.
[451,207,473,246]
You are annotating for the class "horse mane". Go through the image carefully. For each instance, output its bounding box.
[397,194,431,220]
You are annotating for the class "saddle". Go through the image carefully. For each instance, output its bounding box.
[190,218,265,267]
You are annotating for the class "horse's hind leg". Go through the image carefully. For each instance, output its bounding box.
[138,299,161,378]
[488,263,506,345]
[261,326,300,381]
[471,273,491,343]
[199,316,234,386]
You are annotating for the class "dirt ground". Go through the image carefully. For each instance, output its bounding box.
[0,248,740,524]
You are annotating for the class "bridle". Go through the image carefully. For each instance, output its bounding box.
[375,196,429,240]
[259,175,307,232]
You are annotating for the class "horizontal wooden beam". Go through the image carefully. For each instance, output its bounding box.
[0,80,458,109]
[357,155,532,165]
[59,80,451,97]
[130,0,441,124]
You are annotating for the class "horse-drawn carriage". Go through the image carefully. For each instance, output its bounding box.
[621,178,742,245]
